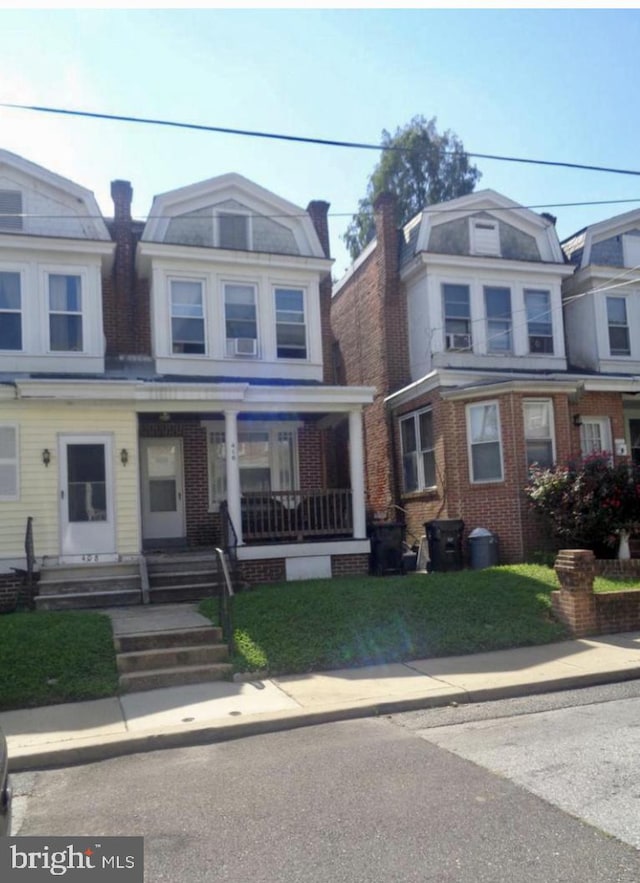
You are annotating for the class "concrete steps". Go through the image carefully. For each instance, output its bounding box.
[114,625,233,692]
[145,555,222,604]
[35,562,142,611]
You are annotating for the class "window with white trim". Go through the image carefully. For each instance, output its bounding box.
[225,283,258,357]
[48,274,83,352]
[275,288,307,359]
[523,399,555,469]
[0,190,22,231]
[606,296,630,356]
[170,279,205,354]
[217,213,250,250]
[524,289,553,355]
[485,286,512,353]
[207,425,297,507]
[0,425,18,500]
[0,271,22,350]
[443,283,472,351]
[400,409,436,492]
[467,401,503,482]
[580,417,612,459]
[470,218,500,256]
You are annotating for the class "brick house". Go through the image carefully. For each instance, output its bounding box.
[331,189,636,563]
[0,149,373,593]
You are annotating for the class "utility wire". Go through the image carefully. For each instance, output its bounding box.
[3,101,640,178]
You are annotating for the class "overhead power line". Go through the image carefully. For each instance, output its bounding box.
[3,101,640,178]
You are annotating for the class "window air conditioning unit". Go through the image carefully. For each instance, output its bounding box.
[233,337,258,357]
[446,333,472,351]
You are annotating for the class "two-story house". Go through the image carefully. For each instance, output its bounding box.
[0,149,373,601]
[332,189,631,563]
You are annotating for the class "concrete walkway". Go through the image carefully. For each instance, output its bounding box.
[3,612,640,771]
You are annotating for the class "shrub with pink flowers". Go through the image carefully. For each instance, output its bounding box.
[525,453,640,554]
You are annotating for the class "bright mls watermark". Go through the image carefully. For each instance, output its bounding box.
[0,837,143,882]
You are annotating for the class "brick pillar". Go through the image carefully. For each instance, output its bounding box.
[553,549,597,636]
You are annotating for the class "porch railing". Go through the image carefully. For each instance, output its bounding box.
[237,489,353,543]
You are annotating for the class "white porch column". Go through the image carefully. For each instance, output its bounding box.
[225,410,243,545]
[349,408,367,538]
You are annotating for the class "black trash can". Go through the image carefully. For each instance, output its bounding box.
[469,527,499,569]
[369,522,405,575]
[425,519,464,572]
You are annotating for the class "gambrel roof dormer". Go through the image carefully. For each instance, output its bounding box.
[0,149,111,242]
[562,206,640,270]
[401,189,566,268]
[141,173,325,259]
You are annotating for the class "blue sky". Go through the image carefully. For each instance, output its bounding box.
[1,8,640,276]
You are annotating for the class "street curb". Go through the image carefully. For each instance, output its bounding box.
[8,666,640,772]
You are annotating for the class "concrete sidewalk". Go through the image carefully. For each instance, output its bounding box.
[4,629,640,771]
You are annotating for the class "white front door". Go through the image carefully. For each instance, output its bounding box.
[60,435,116,561]
[140,438,186,541]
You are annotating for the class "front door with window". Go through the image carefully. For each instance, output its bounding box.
[140,439,186,543]
[59,435,116,561]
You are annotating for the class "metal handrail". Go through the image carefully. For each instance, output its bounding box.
[215,547,235,657]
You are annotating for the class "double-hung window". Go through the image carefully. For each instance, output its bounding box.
[443,283,472,351]
[0,271,22,350]
[225,283,258,356]
[48,274,83,352]
[275,288,307,359]
[170,279,205,354]
[484,286,512,353]
[524,289,553,354]
[467,401,503,483]
[606,296,630,356]
[400,409,436,492]
[523,400,555,469]
[0,425,18,500]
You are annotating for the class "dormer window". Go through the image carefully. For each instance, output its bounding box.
[470,218,500,256]
[217,212,250,250]
[0,190,22,231]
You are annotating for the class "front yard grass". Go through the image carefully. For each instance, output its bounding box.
[0,610,119,711]
[594,575,640,594]
[200,563,568,676]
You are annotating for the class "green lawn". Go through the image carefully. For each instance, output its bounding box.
[594,575,640,594]
[200,564,568,676]
[0,610,119,711]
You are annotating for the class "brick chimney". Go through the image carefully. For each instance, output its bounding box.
[107,180,135,356]
[306,200,331,258]
[307,200,334,383]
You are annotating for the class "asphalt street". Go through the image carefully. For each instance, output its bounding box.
[11,685,640,883]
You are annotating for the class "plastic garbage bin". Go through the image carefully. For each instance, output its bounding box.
[469,527,499,569]
[368,522,405,575]
[425,519,464,571]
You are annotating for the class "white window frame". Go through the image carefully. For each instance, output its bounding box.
[0,267,23,352]
[224,281,259,358]
[470,218,500,256]
[274,286,308,360]
[214,210,252,251]
[484,285,512,353]
[466,400,504,484]
[400,408,436,493]
[580,417,613,460]
[45,269,85,355]
[622,233,640,269]
[524,289,554,355]
[205,421,300,512]
[169,277,207,356]
[0,424,19,501]
[606,295,630,357]
[523,399,556,470]
[442,283,472,351]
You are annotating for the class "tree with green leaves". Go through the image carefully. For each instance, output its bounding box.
[343,116,481,260]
